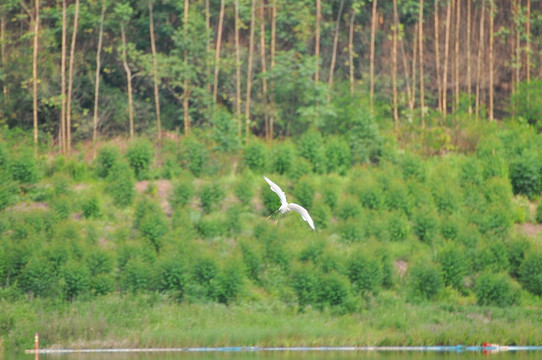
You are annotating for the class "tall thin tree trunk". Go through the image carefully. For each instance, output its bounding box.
[400,23,413,113]
[121,23,134,139]
[488,0,494,121]
[411,22,418,113]
[32,0,39,154]
[475,1,485,118]
[149,0,161,142]
[454,0,460,111]
[60,0,67,154]
[66,0,79,155]
[442,0,451,119]
[259,0,269,140]
[434,0,442,112]
[327,0,344,103]
[205,0,211,95]
[315,0,321,83]
[392,0,399,129]
[419,0,425,128]
[526,0,530,83]
[93,0,105,146]
[1,13,7,106]
[514,0,520,91]
[213,0,225,103]
[270,0,276,139]
[369,0,377,112]
[245,0,256,143]
[183,0,190,134]
[348,9,357,96]
[467,0,472,113]
[235,0,241,136]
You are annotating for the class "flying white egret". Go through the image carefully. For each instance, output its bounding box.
[263,176,315,231]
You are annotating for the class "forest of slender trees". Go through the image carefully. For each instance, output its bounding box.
[0,0,540,154]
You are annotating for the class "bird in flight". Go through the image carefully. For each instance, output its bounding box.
[263,176,315,231]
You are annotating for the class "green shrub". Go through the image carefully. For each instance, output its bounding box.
[170,176,194,208]
[316,272,349,307]
[95,144,121,178]
[192,257,219,300]
[347,253,383,294]
[216,261,244,304]
[474,242,510,273]
[106,160,135,208]
[90,274,114,296]
[19,257,56,297]
[197,214,227,239]
[476,203,513,237]
[358,181,384,210]
[348,111,383,164]
[51,196,72,221]
[474,272,518,307]
[200,182,225,213]
[324,136,351,174]
[180,136,209,177]
[440,216,459,240]
[399,153,426,182]
[293,176,315,209]
[121,258,154,293]
[63,260,91,300]
[211,107,239,152]
[51,174,71,196]
[336,197,362,220]
[126,138,154,180]
[338,219,365,243]
[384,180,412,216]
[288,156,312,181]
[0,172,17,211]
[240,241,262,281]
[81,194,100,218]
[387,211,410,241]
[507,236,530,278]
[243,141,267,173]
[271,141,294,175]
[536,202,542,224]
[0,142,7,170]
[321,176,340,210]
[86,250,114,276]
[134,198,168,251]
[459,157,483,187]
[519,252,542,295]
[297,130,325,173]
[233,173,255,206]
[509,154,541,199]
[408,263,443,301]
[511,80,542,130]
[291,266,317,308]
[158,256,187,299]
[66,158,86,181]
[10,152,40,184]
[310,200,331,229]
[437,244,468,290]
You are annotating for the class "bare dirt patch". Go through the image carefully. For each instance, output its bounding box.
[517,223,542,238]
[394,260,408,278]
[135,179,173,215]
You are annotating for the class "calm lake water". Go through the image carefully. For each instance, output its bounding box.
[7,350,542,360]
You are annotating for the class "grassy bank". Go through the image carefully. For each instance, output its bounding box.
[2,294,542,351]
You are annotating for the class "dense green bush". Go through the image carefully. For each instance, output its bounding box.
[0,172,17,211]
[408,263,443,301]
[240,241,262,281]
[211,107,239,152]
[95,144,122,178]
[170,176,194,208]
[324,136,351,174]
[519,252,542,295]
[243,141,268,173]
[19,257,56,297]
[293,176,315,209]
[158,256,187,299]
[474,242,510,273]
[310,200,331,229]
[508,154,541,198]
[126,138,154,180]
[437,244,468,290]
[291,266,317,308]
[511,80,542,130]
[399,153,426,182]
[315,272,349,307]
[121,258,155,293]
[297,130,325,173]
[63,260,91,300]
[233,173,255,206]
[270,141,294,175]
[347,253,382,294]
[537,202,542,224]
[81,194,100,218]
[348,111,383,164]
[10,152,40,184]
[358,180,384,210]
[261,181,282,214]
[216,261,244,304]
[134,198,168,251]
[387,211,410,241]
[197,214,227,239]
[50,196,72,221]
[191,257,219,300]
[474,272,518,307]
[507,236,530,278]
[336,197,362,220]
[338,219,365,243]
[106,161,135,208]
[200,182,225,213]
[51,174,71,196]
[180,136,209,177]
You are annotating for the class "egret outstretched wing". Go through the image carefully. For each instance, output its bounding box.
[287,203,315,231]
[263,176,288,206]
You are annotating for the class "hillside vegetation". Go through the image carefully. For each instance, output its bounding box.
[1,105,542,350]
